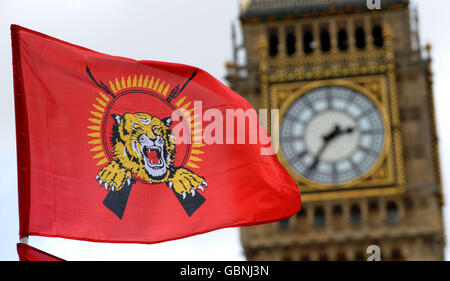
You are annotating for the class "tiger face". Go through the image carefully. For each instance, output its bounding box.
[111,112,175,183]
[97,111,206,200]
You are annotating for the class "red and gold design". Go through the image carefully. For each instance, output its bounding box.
[86,69,208,218]
[11,25,301,245]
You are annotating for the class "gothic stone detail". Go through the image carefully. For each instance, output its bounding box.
[227,0,444,261]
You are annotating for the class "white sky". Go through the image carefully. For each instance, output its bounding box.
[0,0,449,261]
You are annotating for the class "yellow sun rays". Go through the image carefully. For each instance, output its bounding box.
[108,74,170,97]
[174,98,205,170]
[88,73,203,170]
[87,91,109,166]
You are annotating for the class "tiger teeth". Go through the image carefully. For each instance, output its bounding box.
[149,156,161,165]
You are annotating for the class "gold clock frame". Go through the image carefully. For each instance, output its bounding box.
[269,75,405,201]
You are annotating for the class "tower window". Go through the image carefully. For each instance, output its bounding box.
[387,201,399,224]
[279,218,290,230]
[355,27,366,49]
[368,201,379,226]
[355,251,365,261]
[300,255,310,261]
[314,207,326,228]
[297,208,307,218]
[286,29,296,56]
[369,201,379,213]
[320,29,331,52]
[337,252,347,261]
[372,25,384,47]
[337,28,349,50]
[391,248,403,261]
[350,204,362,225]
[332,205,343,215]
[332,205,343,220]
[303,30,314,54]
[268,28,279,57]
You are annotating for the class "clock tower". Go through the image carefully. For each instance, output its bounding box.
[227,0,445,260]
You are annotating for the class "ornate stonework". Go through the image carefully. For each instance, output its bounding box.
[227,0,445,261]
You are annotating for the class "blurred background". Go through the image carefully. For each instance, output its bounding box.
[0,0,449,261]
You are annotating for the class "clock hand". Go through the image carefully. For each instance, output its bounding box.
[323,124,341,142]
[307,125,355,173]
[307,125,338,173]
[323,125,355,142]
[308,143,326,173]
[343,126,355,134]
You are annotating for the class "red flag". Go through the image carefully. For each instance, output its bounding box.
[17,243,64,261]
[12,25,301,244]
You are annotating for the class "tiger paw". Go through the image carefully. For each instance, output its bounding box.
[167,168,207,199]
[96,161,132,192]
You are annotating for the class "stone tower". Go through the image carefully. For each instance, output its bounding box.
[226,0,445,261]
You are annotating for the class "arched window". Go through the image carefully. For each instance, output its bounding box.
[391,248,403,261]
[320,29,331,52]
[314,207,326,228]
[296,208,307,230]
[368,201,379,225]
[336,252,347,261]
[300,255,310,261]
[372,25,384,47]
[387,201,399,224]
[279,218,290,230]
[369,201,379,213]
[268,28,279,57]
[303,30,314,54]
[350,204,362,225]
[333,205,343,217]
[332,205,343,226]
[355,251,365,261]
[337,28,349,50]
[297,208,307,218]
[355,27,366,49]
[286,29,296,56]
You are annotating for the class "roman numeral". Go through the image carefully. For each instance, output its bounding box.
[358,145,379,157]
[303,96,317,114]
[331,162,338,183]
[344,91,356,110]
[349,158,362,175]
[326,87,333,109]
[288,150,308,165]
[361,128,383,135]
[356,107,376,119]
[281,135,303,143]
[284,113,301,123]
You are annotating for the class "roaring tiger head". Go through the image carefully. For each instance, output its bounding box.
[111,112,175,183]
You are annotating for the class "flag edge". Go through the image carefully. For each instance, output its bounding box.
[11,24,32,240]
[17,243,65,261]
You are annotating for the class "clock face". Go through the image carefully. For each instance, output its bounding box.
[280,86,386,185]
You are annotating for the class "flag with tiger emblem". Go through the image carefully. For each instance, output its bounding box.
[11,25,301,245]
